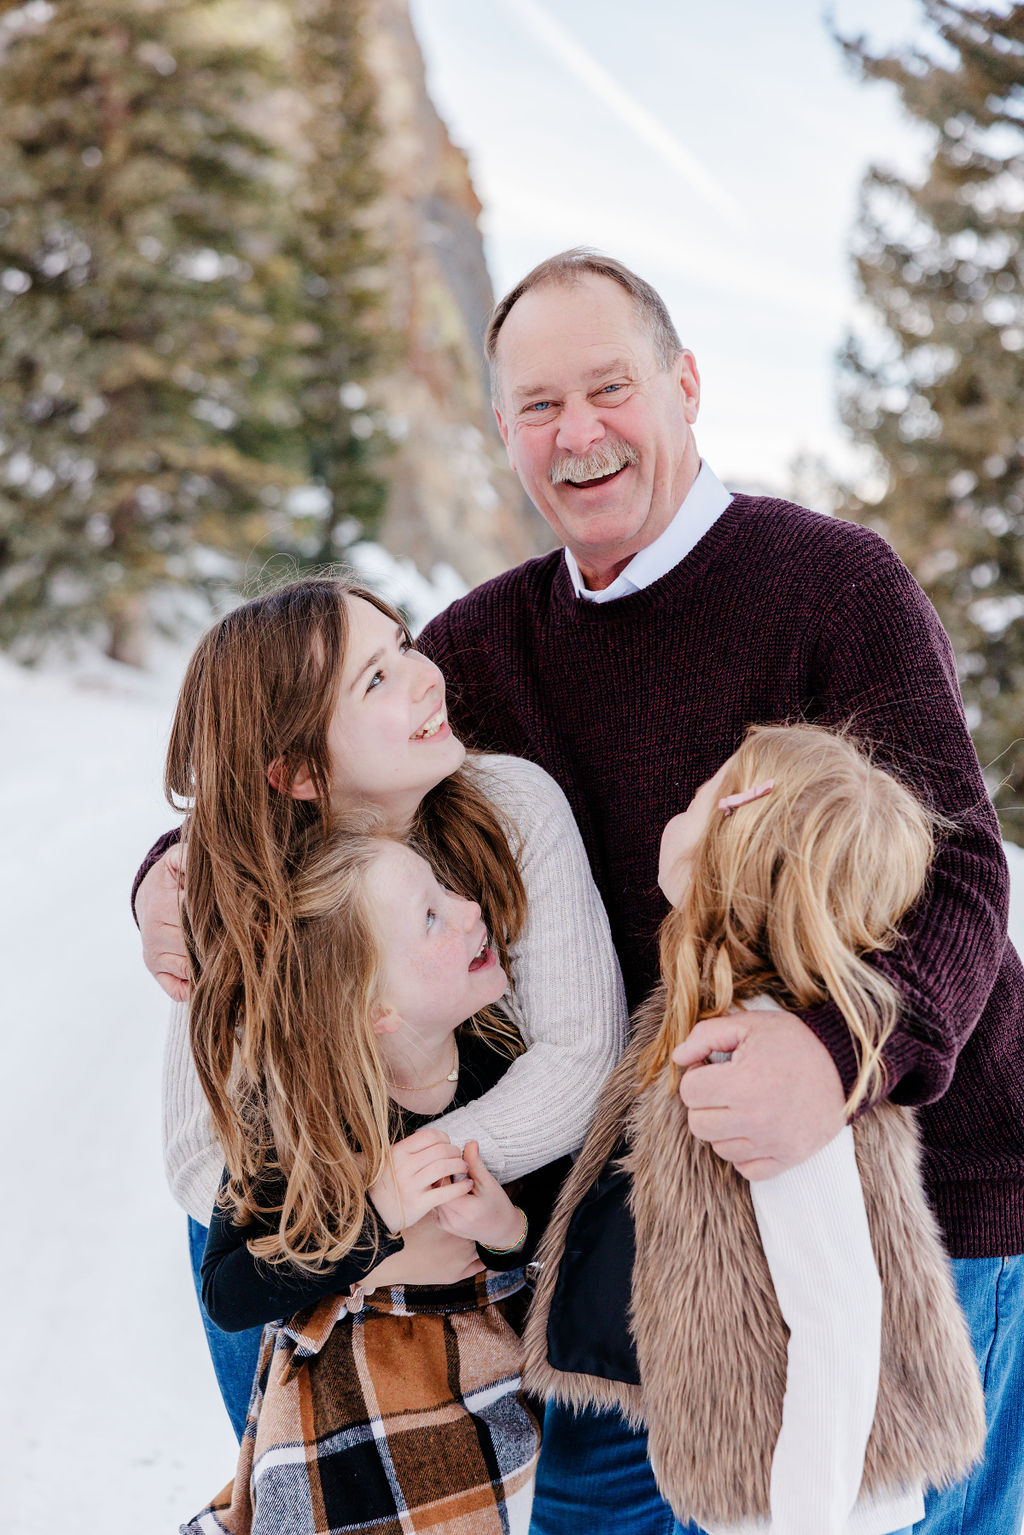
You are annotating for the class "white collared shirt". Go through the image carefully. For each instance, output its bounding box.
[564,461,733,603]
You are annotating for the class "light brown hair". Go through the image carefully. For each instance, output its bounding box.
[641,724,940,1113]
[166,574,527,1266]
[484,247,683,398]
[233,825,394,1267]
[225,824,523,1270]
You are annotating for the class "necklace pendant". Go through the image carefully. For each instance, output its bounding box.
[446,1063,459,1082]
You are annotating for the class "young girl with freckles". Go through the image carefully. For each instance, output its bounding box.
[134,576,625,1437]
[183,827,563,1535]
[523,724,985,1535]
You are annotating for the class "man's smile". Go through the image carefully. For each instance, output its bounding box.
[563,465,630,490]
[549,439,640,489]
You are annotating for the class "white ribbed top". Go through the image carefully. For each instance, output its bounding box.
[705,998,924,1535]
[161,752,628,1224]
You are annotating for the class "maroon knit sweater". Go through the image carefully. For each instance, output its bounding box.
[419,495,1024,1260]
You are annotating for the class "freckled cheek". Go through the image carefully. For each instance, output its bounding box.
[403,948,463,990]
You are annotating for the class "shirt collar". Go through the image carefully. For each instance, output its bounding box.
[565,462,733,604]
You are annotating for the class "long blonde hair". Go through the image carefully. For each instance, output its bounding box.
[641,724,940,1114]
[166,575,527,1266]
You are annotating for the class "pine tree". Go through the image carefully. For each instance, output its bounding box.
[838,2,1024,841]
[272,0,393,567]
[0,0,305,662]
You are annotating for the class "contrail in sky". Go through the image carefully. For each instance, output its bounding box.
[498,0,745,232]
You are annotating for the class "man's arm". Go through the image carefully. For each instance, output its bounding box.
[802,545,1009,1096]
[677,542,1009,1175]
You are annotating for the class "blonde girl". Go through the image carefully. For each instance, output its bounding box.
[524,725,984,1535]
[184,826,561,1535]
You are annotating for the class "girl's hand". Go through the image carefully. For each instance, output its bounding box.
[434,1141,524,1251]
[363,1214,485,1289]
[367,1126,472,1233]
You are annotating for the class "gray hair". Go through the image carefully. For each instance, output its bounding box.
[485,247,683,401]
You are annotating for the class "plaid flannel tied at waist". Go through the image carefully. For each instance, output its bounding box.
[183,1269,540,1535]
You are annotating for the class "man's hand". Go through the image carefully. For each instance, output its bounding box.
[672,1009,846,1180]
[434,1140,523,1251]
[136,847,188,1001]
[363,1213,485,1288]
[367,1126,473,1233]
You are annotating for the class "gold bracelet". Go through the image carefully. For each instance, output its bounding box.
[483,1206,528,1255]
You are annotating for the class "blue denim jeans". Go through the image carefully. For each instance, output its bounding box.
[528,1403,916,1535]
[187,1216,264,1442]
[914,1255,1024,1535]
[529,1401,703,1535]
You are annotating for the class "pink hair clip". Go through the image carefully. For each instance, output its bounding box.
[718,779,774,816]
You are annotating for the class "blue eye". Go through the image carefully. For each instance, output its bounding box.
[366,668,385,691]
[425,908,436,931]
[525,401,553,414]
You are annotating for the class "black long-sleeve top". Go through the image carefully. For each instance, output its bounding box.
[201,1026,567,1331]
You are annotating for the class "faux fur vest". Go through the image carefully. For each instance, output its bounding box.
[522,992,985,1528]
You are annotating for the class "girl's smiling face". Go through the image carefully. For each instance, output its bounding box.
[323,596,466,826]
[365,841,508,1050]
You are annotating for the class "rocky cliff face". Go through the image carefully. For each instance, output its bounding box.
[362,0,552,588]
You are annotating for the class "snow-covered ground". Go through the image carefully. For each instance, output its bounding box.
[2,644,237,1533]
[3,595,1023,1534]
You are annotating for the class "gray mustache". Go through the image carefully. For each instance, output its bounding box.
[549,441,639,486]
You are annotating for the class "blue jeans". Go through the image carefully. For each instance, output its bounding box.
[529,1401,703,1535]
[187,1216,264,1442]
[528,1403,916,1535]
[914,1255,1024,1534]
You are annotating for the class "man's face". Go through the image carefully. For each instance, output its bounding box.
[493,275,700,588]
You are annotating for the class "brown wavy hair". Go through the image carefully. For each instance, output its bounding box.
[640,724,941,1113]
[166,574,527,1266]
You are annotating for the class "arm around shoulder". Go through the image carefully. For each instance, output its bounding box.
[435,755,628,1181]
[804,545,1009,1103]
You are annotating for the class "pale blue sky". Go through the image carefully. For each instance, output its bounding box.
[408,0,928,494]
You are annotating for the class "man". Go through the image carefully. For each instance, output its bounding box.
[413,250,1024,1535]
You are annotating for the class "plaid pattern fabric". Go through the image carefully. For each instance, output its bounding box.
[182,1269,539,1535]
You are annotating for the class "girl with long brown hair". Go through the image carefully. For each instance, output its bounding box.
[524,725,984,1535]
[184,827,564,1535]
[137,574,625,1434]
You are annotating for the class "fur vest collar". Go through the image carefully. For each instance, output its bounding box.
[523,991,984,1528]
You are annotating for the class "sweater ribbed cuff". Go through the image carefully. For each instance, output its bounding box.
[794,999,863,1103]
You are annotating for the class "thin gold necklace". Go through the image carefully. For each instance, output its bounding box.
[389,1038,459,1092]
